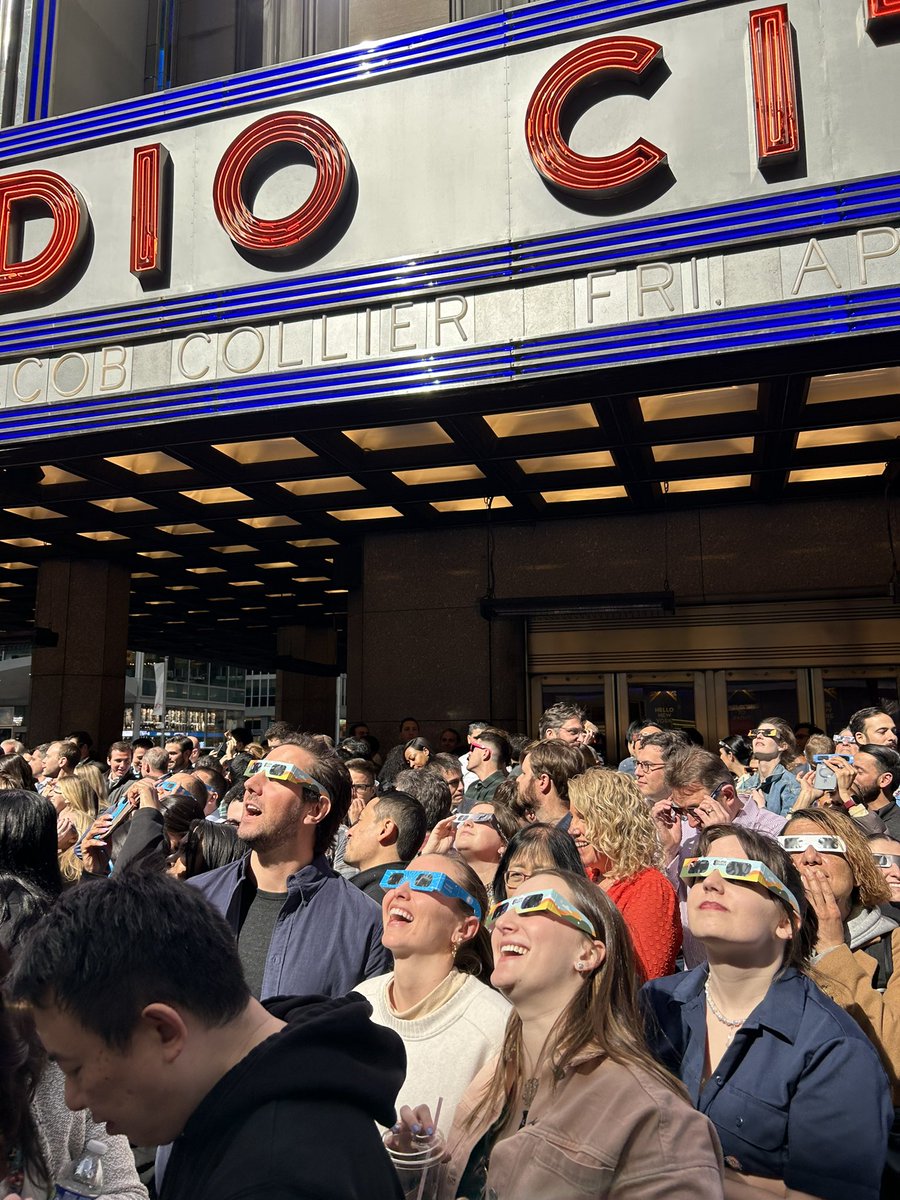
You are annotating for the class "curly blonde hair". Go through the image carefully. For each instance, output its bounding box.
[568,768,663,879]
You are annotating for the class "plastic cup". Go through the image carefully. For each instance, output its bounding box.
[382,1129,445,1200]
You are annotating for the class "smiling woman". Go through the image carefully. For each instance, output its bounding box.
[353,855,510,1133]
[642,824,892,1200]
[427,869,723,1200]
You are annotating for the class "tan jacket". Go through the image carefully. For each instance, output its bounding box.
[436,1049,724,1200]
[813,928,900,1103]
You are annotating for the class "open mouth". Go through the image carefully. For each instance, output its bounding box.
[498,942,528,957]
[244,801,262,817]
[387,905,413,925]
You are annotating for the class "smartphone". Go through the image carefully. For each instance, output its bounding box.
[813,763,837,791]
[73,793,135,858]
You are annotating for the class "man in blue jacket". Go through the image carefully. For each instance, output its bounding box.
[191,732,391,998]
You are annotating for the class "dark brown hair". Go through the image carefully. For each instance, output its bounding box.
[694,824,816,969]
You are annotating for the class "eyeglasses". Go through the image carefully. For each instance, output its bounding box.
[777,834,847,855]
[453,811,502,833]
[749,727,780,739]
[244,759,326,796]
[157,779,197,802]
[634,760,666,773]
[833,734,856,744]
[380,868,482,921]
[873,853,900,869]
[350,782,375,794]
[487,888,597,938]
[681,856,800,917]
[468,741,488,752]
[670,783,726,820]
[504,867,534,888]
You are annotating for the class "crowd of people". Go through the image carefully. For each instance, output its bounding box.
[0,699,898,1199]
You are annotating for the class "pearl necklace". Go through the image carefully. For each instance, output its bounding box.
[704,980,748,1044]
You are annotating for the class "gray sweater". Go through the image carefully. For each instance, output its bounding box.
[24,1063,148,1200]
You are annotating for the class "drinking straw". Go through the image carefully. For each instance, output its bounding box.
[414,1096,444,1200]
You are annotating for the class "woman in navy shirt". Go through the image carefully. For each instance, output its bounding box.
[642,824,891,1200]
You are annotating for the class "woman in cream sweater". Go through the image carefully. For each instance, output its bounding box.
[354,854,510,1131]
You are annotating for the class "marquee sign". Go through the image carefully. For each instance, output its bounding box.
[0,0,897,441]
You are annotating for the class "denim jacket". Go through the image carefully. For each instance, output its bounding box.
[190,852,391,999]
[743,762,801,816]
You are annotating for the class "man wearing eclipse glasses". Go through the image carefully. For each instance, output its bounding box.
[190,733,391,1000]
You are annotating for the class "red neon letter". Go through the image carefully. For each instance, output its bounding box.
[0,170,87,299]
[213,112,350,254]
[131,143,170,281]
[749,6,800,164]
[867,0,900,28]
[525,37,666,196]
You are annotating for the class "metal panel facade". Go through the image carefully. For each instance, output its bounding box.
[0,0,897,442]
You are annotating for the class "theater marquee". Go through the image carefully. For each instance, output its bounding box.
[0,0,898,443]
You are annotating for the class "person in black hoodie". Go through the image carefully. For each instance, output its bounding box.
[9,871,406,1200]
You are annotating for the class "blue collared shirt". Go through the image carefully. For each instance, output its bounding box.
[190,852,391,999]
[642,966,891,1200]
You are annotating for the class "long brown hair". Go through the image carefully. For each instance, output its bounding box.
[466,869,684,1127]
[442,856,494,980]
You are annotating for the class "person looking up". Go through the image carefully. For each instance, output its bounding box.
[190,734,391,999]
[779,809,897,1082]
[356,855,510,1132]
[194,766,229,819]
[569,768,681,980]
[415,870,724,1200]
[450,800,521,905]
[462,728,510,810]
[652,746,787,968]
[643,824,891,1200]
[743,717,802,816]
[869,832,900,908]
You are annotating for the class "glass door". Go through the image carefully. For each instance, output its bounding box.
[814,668,900,735]
[617,672,707,748]
[710,669,808,740]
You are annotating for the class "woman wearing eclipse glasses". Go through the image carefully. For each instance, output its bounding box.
[780,808,900,1194]
[642,824,891,1200]
[355,855,511,1133]
[393,869,723,1199]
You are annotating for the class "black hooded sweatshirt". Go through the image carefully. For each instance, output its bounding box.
[159,992,406,1200]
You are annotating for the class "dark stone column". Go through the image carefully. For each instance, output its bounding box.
[275,624,338,737]
[29,559,130,751]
